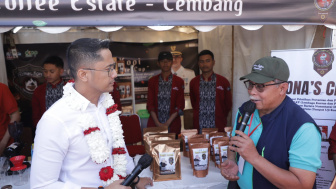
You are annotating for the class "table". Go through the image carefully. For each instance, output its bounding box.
[11,156,228,189]
[135,155,228,189]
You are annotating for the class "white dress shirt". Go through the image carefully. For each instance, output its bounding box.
[172,66,195,93]
[31,87,135,189]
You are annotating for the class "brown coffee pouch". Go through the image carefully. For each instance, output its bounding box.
[181,129,198,157]
[151,140,181,182]
[154,133,176,141]
[188,138,209,164]
[218,141,230,168]
[213,137,229,167]
[201,128,218,140]
[143,126,169,155]
[209,132,225,157]
[190,143,210,178]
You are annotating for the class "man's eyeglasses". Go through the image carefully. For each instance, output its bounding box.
[244,80,286,92]
[82,64,116,77]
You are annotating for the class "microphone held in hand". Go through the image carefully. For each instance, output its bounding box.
[121,154,153,186]
[236,101,256,137]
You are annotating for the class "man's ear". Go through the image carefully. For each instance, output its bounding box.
[280,82,288,95]
[60,68,64,75]
[77,69,88,82]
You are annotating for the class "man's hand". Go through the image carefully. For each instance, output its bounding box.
[229,130,260,163]
[135,177,153,189]
[220,159,239,181]
[105,180,131,189]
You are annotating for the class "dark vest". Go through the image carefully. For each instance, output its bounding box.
[236,96,319,189]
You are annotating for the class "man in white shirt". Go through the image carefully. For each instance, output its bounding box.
[171,50,195,94]
[31,38,153,189]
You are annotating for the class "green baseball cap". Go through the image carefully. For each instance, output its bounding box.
[240,56,290,83]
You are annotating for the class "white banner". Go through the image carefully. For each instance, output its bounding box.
[272,49,336,189]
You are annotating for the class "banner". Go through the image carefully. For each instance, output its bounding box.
[0,0,335,26]
[4,40,198,101]
[272,49,336,189]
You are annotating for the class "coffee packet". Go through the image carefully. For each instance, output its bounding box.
[181,129,198,157]
[143,126,169,155]
[209,132,225,158]
[213,137,229,167]
[201,128,218,140]
[190,143,211,178]
[151,140,181,182]
[218,141,230,167]
[188,138,209,164]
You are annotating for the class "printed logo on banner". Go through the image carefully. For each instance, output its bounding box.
[314,0,335,22]
[312,49,334,77]
[12,64,44,99]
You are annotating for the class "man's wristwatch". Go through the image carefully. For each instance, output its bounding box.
[98,186,104,189]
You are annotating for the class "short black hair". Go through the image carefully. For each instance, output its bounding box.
[198,50,214,60]
[43,56,64,68]
[66,38,110,79]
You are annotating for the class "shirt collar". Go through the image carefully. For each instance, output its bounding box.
[47,78,63,88]
[160,73,173,81]
[201,72,215,81]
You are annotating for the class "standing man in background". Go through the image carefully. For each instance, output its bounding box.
[0,82,21,155]
[147,51,185,136]
[32,56,65,127]
[171,49,195,94]
[190,50,232,133]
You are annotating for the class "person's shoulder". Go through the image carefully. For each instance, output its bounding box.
[190,75,200,84]
[0,82,7,89]
[216,74,229,81]
[43,97,74,119]
[173,74,184,82]
[183,67,195,73]
[216,74,230,87]
[148,74,159,82]
[34,83,47,93]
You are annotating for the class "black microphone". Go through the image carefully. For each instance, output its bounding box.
[121,153,153,186]
[236,101,256,137]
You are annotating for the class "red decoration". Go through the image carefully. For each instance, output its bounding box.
[67,79,75,83]
[99,166,114,181]
[112,147,127,155]
[106,104,118,115]
[84,127,100,135]
[118,175,126,179]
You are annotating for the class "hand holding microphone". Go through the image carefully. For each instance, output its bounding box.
[231,101,256,151]
[237,101,256,136]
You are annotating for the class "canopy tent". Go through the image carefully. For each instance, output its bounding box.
[0,0,335,26]
[0,0,335,125]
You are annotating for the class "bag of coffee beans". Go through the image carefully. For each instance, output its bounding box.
[190,143,210,177]
[213,137,229,167]
[151,140,181,181]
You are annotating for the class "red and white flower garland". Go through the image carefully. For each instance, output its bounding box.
[63,82,127,186]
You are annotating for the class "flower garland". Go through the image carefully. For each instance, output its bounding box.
[63,82,127,186]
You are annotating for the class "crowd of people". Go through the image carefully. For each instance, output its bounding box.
[0,37,329,188]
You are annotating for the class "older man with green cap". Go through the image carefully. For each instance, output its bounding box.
[221,56,321,189]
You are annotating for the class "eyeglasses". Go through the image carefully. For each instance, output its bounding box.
[82,64,116,77]
[244,80,286,92]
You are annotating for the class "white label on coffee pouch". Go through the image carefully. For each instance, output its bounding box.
[220,146,228,163]
[193,148,208,171]
[159,152,175,175]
